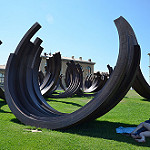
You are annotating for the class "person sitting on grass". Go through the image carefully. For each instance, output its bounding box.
[130,120,150,142]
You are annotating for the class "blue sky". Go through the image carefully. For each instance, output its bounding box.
[0,0,150,82]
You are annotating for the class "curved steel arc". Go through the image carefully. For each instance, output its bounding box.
[40,52,61,96]
[49,60,81,98]
[5,16,141,129]
[132,67,150,99]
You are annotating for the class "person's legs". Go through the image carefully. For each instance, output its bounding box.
[131,122,145,134]
[135,131,150,142]
[131,122,146,138]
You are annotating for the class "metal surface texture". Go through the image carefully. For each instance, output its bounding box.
[49,60,82,98]
[83,72,108,93]
[4,16,141,129]
[132,67,150,99]
[40,52,61,96]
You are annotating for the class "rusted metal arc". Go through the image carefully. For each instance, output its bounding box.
[106,63,150,99]
[92,73,108,93]
[40,53,59,91]
[75,64,84,95]
[5,16,141,129]
[39,58,52,90]
[63,62,82,97]
[45,77,60,96]
[40,52,61,95]
[95,45,141,120]
[65,64,71,87]
[39,57,53,90]
[83,74,93,91]
[31,39,63,114]
[64,62,83,94]
[83,72,107,93]
[49,61,81,98]
[90,18,141,120]
[132,67,150,99]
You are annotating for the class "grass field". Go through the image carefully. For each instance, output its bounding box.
[0,90,150,149]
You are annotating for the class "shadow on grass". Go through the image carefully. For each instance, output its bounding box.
[0,100,11,113]
[72,93,95,98]
[140,98,150,102]
[11,118,24,125]
[10,114,150,147]
[46,99,83,107]
[59,120,150,147]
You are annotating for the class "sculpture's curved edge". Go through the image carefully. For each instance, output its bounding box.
[15,22,41,55]
[49,60,81,98]
[132,67,150,99]
[4,17,141,130]
[72,16,141,123]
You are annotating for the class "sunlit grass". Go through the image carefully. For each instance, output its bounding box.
[0,90,150,149]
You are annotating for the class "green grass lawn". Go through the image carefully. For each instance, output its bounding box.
[0,90,150,149]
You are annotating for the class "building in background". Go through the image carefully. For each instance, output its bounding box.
[0,54,95,89]
[0,65,5,90]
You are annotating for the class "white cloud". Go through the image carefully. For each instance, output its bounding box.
[46,14,54,24]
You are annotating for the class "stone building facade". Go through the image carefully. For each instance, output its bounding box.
[0,65,5,90]
[0,55,95,89]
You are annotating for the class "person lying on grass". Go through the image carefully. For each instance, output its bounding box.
[130,120,150,142]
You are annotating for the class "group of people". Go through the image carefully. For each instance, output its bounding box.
[130,119,150,142]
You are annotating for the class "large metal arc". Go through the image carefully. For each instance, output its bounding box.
[132,67,150,99]
[49,61,81,98]
[5,16,140,129]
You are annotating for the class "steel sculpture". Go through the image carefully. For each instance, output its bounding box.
[83,71,108,93]
[74,63,84,96]
[132,67,150,99]
[92,72,108,93]
[105,64,150,99]
[83,74,93,90]
[59,74,66,91]
[5,16,141,129]
[49,60,82,98]
[64,62,83,94]
[40,52,61,96]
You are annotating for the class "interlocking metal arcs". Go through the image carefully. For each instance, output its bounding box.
[4,16,143,129]
[40,52,61,96]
